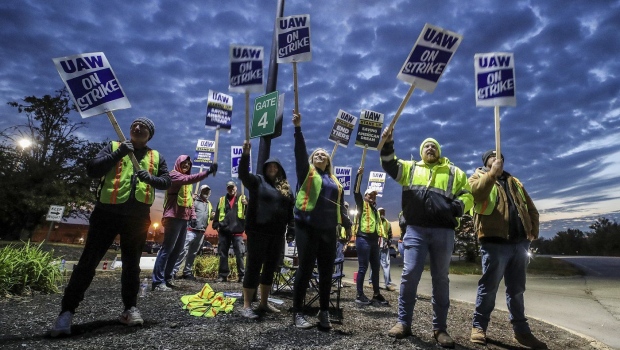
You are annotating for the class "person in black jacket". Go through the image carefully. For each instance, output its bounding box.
[237,141,295,319]
[50,117,171,337]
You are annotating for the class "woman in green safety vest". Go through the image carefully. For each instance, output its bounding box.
[151,155,217,291]
[291,112,352,330]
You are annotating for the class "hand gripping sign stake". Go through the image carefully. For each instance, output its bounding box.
[106,111,141,170]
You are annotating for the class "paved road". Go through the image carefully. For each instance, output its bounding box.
[343,255,620,349]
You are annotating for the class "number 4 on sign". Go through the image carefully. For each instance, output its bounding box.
[258,112,269,128]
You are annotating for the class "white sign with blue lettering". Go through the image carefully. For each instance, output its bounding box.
[52,52,131,118]
[397,23,463,93]
[276,14,312,63]
[474,52,516,107]
[206,90,233,130]
[230,146,252,178]
[328,110,357,147]
[229,45,264,93]
[334,166,352,195]
[193,139,216,168]
[367,171,386,197]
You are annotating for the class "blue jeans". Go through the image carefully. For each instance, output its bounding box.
[356,235,380,296]
[398,225,454,331]
[368,247,393,288]
[472,240,531,333]
[152,218,187,285]
[217,232,245,279]
[172,229,204,277]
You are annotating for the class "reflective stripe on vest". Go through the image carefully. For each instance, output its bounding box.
[99,141,158,205]
[381,218,390,239]
[474,177,527,215]
[295,165,343,224]
[164,183,193,208]
[359,201,384,237]
[218,195,245,221]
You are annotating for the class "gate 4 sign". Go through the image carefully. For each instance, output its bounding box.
[474,52,516,107]
[46,205,65,222]
[251,91,279,138]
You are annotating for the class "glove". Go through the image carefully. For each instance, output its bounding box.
[189,218,197,228]
[207,163,218,176]
[285,226,295,243]
[118,140,134,156]
[136,170,154,184]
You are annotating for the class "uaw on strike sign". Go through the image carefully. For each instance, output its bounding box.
[53,52,131,118]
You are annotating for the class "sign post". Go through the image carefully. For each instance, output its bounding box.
[474,52,516,158]
[45,205,65,242]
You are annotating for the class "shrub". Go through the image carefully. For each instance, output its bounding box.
[0,242,64,296]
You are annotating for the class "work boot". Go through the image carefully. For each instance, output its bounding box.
[294,313,313,329]
[50,311,73,337]
[387,322,412,339]
[385,285,396,291]
[434,330,455,348]
[372,293,389,306]
[514,332,548,349]
[470,327,486,345]
[317,310,332,330]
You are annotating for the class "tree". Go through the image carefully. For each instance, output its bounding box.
[455,214,478,262]
[0,89,105,240]
[588,217,620,256]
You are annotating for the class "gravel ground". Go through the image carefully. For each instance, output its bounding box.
[0,271,608,350]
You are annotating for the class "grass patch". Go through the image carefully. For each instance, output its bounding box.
[425,256,584,276]
[0,240,119,261]
[0,242,64,296]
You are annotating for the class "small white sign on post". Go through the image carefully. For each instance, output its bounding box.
[367,171,386,197]
[46,205,65,222]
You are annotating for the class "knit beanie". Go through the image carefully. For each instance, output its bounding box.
[419,138,441,158]
[132,117,155,140]
[482,149,504,166]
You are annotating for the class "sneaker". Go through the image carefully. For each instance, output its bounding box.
[433,330,455,349]
[182,275,197,281]
[294,313,313,329]
[372,293,389,306]
[317,310,332,330]
[50,311,73,337]
[355,295,372,305]
[514,332,548,349]
[385,285,396,291]
[215,276,227,282]
[165,280,177,288]
[240,307,259,320]
[119,307,144,326]
[256,303,281,313]
[470,327,486,345]
[153,283,172,292]
[387,322,412,339]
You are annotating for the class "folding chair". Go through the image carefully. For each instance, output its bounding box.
[304,257,345,322]
[271,245,298,295]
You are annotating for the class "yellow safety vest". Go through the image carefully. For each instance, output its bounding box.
[474,176,527,215]
[164,183,193,208]
[295,165,343,224]
[381,218,390,239]
[98,141,159,205]
[359,201,384,237]
[218,195,246,221]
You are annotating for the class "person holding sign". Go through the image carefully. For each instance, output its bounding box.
[291,112,352,330]
[152,155,218,291]
[51,117,171,337]
[380,128,472,349]
[352,167,388,306]
[237,141,295,319]
[468,151,547,349]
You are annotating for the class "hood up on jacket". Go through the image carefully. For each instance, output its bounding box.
[263,157,286,180]
[173,155,192,173]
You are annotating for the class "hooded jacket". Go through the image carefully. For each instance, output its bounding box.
[239,153,294,235]
[162,155,212,220]
[468,167,539,241]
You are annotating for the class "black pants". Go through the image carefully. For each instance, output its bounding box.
[292,221,336,312]
[61,208,150,313]
[243,231,284,288]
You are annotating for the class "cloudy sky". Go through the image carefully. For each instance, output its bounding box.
[1,0,619,238]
